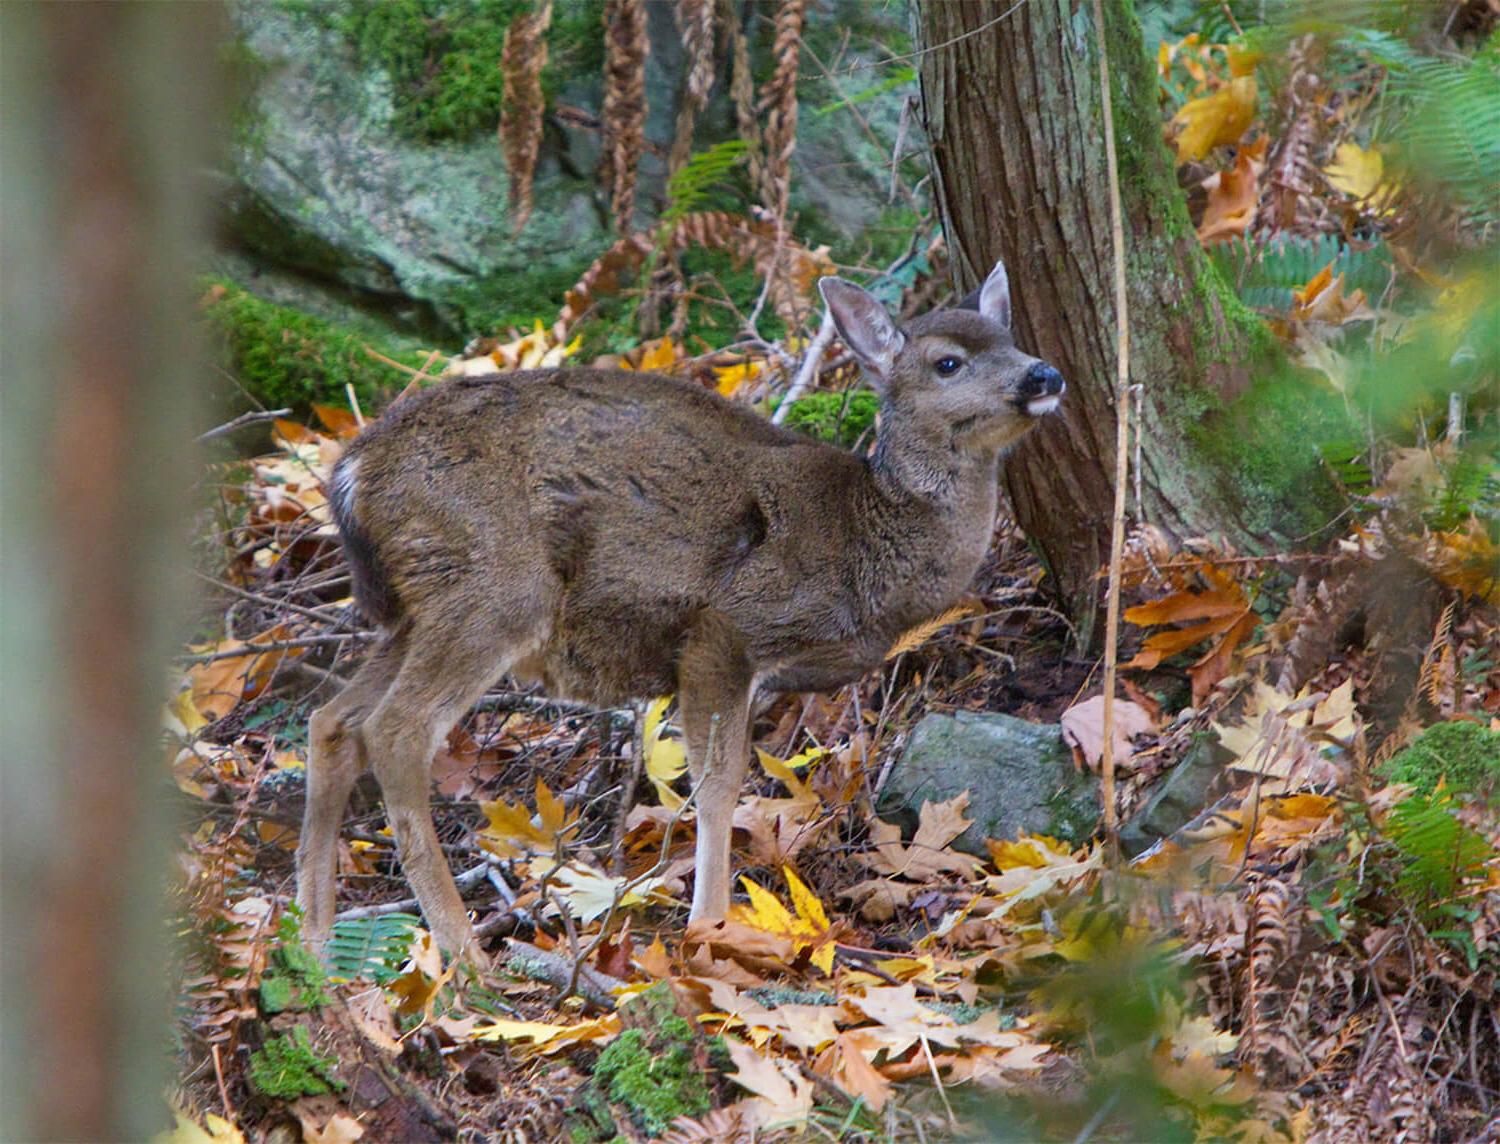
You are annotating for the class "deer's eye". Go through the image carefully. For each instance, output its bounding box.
[934,355,963,377]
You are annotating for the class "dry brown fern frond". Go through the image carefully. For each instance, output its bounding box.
[555,210,834,334]
[499,0,553,232]
[755,0,805,220]
[1243,875,1294,1070]
[724,0,762,197]
[1258,34,1327,235]
[599,0,649,233]
[669,0,715,174]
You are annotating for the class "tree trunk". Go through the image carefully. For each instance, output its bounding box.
[917,0,1336,644]
[0,3,219,1138]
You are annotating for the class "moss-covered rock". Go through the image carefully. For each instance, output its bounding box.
[1382,721,1500,800]
[201,278,430,414]
[880,710,1102,852]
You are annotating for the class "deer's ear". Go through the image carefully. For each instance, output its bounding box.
[820,277,905,386]
[978,260,1012,333]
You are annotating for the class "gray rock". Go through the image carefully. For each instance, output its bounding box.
[1118,736,1230,857]
[226,2,610,339]
[879,711,1101,856]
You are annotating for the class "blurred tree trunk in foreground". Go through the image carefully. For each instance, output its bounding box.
[917,0,1334,644]
[0,3,219,1138]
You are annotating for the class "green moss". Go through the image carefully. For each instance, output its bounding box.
[1382,722,1500,800]
[247,1026,342,1099]
[593,1027,710,1137]
[202,278,430,414]
[779,390,879,447]
[1185,364,1351,541]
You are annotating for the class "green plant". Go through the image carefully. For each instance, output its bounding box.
[1209,233,1395,312]
[663,140,749,225]
[247,1025,342,1099]
[779,390,879,448]
[259,913,330,1015]
[592,1026,711,1137]
[324,913,422,984]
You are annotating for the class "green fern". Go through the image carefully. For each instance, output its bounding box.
[1385,790,1492,911]
[1210,233,1394,311]
[1342,28,1500,224]
[663,140,749,225]
[324,913,421,983]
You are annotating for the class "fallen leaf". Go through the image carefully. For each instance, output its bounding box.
[724,1039,815,1131]
[155,1112,246,1144]
[643,697,688,810]
[1172,76,1258,162]
[1060,695,1157,772]
[1198,140,1264,243]
[728,867,837,974]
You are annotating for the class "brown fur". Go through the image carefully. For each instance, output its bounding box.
[295,265,1064,959]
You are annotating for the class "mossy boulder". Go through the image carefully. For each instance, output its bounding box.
[880,711,1101,854]
[1382,721,1500,801]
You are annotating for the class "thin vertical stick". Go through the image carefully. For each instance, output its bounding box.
[1092,0,1131,861]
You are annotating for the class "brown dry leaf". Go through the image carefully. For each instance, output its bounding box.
[1060,695,1158,772]
[860,794,983,882]
[388,930,453,1019]
[1198,140,1264,243]
[184,622,301,721]
[1124,574,1256,704]
[723,1040,815,1132]
[733,791,828,867]
[1290,264,1376,326]
[346,986,402,1055]
[311,403,362,440]
[635,935,674,979]
[685,976,839,1054]
[682,918,796,982]
[817,1031,893,1112]
[292,1097,364,1144]
[431,725,507,800]
[1172,75,1257,161]
[1428,518,1500,605]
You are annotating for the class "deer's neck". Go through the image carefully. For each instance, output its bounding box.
[859,416,1002,623]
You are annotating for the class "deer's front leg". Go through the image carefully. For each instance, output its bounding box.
[677,612,754,921]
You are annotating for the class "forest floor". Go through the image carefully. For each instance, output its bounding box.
[163,389,1498,1142]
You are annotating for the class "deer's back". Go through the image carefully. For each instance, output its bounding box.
[338,370,883,702]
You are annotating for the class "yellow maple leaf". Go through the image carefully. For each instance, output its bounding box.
[477,778,578,858]
[1324,142,1393,210]
[754,745,827,797]
[714,359,762,397]
[643,697,688,809]
[155,1112,246,1144]
[729,866,837,973]
[469,1013,621,1054]
[1172,76,1258,162]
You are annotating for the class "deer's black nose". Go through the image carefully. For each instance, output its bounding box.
[1020,362,1065,398]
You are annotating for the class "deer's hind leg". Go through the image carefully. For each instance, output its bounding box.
[296,628,409,954]
[360,603,546,964]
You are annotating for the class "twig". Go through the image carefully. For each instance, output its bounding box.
[608,704,648,875]
[211,1043,233,1122]
[334,860,497,922]
[175,633,357,664]
[772,306,838,424]
[920,1034,957,1130]
[1092,0,1130,863]
[501,937,622,1012]
[192,570,353,628]
[196,408,292,443]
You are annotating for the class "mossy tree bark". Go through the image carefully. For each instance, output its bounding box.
[917,0,1334,644]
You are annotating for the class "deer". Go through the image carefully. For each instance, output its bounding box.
[294,262,1065,962]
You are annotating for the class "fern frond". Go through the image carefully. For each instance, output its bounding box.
[664,140,748,224]
[324,913,422,983]
[1211,233,1394,310]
